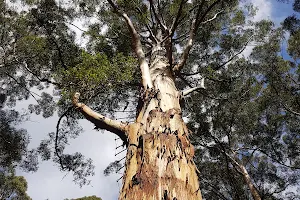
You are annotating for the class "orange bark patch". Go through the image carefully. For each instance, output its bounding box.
[119,109,202,200]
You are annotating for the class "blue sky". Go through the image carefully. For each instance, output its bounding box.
[271,0,295,24]
[14,0,296,200]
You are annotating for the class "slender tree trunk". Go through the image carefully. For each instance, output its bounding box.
[239,165,261,200]
[228,153,262,200]
[119,48,202,199]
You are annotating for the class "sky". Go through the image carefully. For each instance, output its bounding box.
[13,0,295,200]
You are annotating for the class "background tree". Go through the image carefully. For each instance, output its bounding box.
[188,2,300,199]
[0,168,31,200]
[0,107,33,199]
[64,195,102,200]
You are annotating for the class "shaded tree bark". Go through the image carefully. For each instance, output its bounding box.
[224,151,261,200]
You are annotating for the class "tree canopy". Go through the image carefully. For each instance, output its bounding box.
[0,168,31,200]
[0,0,300,199]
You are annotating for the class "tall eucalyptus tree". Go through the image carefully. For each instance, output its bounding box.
[69,0,239,199]
[1,0,300,199]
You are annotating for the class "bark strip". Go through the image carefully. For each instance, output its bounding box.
[240,165,262,200]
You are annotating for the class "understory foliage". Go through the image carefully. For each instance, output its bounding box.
[0,168,31,200]
[0,108,32,199]
[0,0,300,199]
[64,195,102,200]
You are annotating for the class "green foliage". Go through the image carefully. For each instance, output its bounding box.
[0,109,31,168]
[283,15,300,35]
[232,10,246,25]
[65,195,102,200]
[17,35,48,59]
[57,51,137,101]
[0,168,31,200]
[288,30,300,59]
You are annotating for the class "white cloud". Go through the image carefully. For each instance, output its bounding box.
[242,0,273,58]
[251,0,272,22]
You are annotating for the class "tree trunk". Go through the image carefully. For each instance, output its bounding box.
[119,50,202,199]
[239,165,261,200]
[228,153,262,200]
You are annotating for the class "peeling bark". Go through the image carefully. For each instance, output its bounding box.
[119,48,202,199]
[120,110,201,200]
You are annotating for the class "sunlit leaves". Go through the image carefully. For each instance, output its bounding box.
[0,168,31,200]
[18,35,47,56]
[254,20,275,42]
[58,51,137,100]
[231,10,245,26]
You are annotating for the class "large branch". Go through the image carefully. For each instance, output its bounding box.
[173,1,204,72]
[107,0,153,89]
[164,0,187,69]
[135,7,158,44]
[72,92,128,144]
[281,102,300,116]
[173,0,221,73]
[181,78,205,96]
[149,0,167,32]
[170,0,187,37]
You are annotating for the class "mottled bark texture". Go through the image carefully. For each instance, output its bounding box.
[119,50,202,200]
[120,112,201,200]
